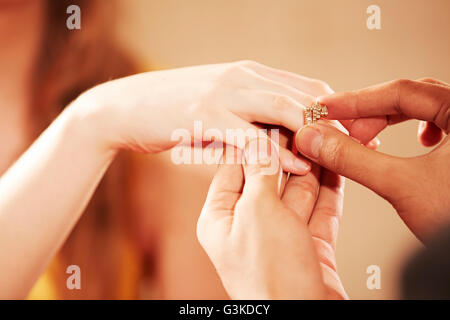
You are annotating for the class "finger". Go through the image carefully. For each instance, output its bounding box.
[260,125,305,193]
[281,164,321,223]
[347,114,411,144]
[241,60,334,96]
[241,138,283,201]
[279,146,311,175]
[201,147,244,216]
[339,119,383,150]
[347,116,387,144]
[365,137,381,150]
[418,121,444,147]
[238,88,308,132]
[295,122,406,200]
[309,169,347,297]
[225,115,309,175]
[338,119,354,134]
[346,116,442,148]
[338,119,380,146]
[264,123,311,175]
[239,65,316,107]
[309,170,345,252]
[231,66,317,131]
[197,147,244,246]
[319,79,450,132]
[418,77,450,87]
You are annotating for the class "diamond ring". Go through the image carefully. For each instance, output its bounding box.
[304,102,328,125]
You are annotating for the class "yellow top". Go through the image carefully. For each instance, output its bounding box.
[27,234,141,300]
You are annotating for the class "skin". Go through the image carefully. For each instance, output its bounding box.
[0,61,339,298]
[199,79,449,299]
[296,78,450,243]
[0,1,404,300]
[197,138,347,299]
[0,1,344,298]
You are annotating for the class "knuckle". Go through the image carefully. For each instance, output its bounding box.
[288,179,318,201]
[315,205,341,220]
[220,63,241,78]
[322,136,347,174]
[393,78,414,91]
[417,77,437,83]
[303,94,316,106]
[312,230,337,255]
[392,79,415,109]
[215,65,247,89]
[237,59,259,68]
[311,79,333,95]
[271,94,292,112]
[440,100,450,132]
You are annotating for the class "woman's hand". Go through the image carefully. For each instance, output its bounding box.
[76,61,334,174]
[0,60,332,297]
[295,78,450,243]
[197,137,347,299]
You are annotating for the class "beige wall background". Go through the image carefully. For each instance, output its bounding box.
[115,0,450,299]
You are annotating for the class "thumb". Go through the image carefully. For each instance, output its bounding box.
[197,147,244,243]
[242,138,282,200]
[295,123,406,200]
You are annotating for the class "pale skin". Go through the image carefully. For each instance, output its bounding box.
[0,2,342,298]
[297,78,450,243]
[197,79,449,299]
[0,61,341,299]
[197,138,347,299]
[2,2,445,300]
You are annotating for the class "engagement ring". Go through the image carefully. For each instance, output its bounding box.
[304,102,328,125]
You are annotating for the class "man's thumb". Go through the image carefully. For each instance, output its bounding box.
[295,123,405,199]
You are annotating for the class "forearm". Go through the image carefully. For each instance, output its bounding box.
[0,97,116,298]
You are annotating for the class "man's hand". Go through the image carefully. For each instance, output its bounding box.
[295,78,450,243]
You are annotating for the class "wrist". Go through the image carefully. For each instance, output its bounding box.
[66,89,120,157]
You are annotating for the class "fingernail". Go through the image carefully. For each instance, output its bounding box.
[293,158,311,173]
[317,94,332,105]
[418,121,426,135]
[296,126,322,159]
[366,138,380,149]
[351,136,361,144]
[317,95,327,103]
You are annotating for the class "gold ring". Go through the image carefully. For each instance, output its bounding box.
[304,102,328,125]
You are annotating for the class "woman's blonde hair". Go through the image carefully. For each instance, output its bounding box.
[33,0,140,299]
